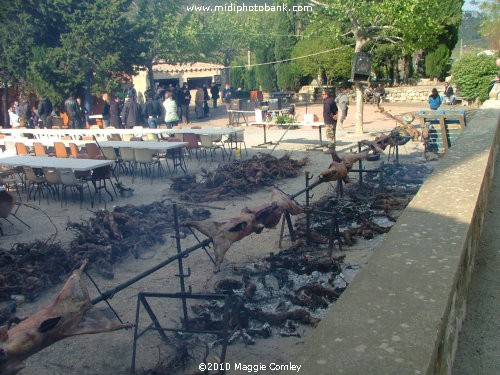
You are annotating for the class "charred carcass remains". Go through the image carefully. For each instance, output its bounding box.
[0,261,132,375]
[319,150,371,183]
[184,189,303,272]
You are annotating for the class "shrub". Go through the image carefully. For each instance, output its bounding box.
[425,44,452,80]
[451,54,497,101]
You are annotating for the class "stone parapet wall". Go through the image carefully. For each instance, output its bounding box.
[385,86,436,103]
[286,107,500,375]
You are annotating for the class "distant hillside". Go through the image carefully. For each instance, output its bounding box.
[458,11,486,48]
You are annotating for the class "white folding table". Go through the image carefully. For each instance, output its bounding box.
[248,121,326,148]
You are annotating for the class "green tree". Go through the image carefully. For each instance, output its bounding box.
[451,54,497,101]
[0,0,38,124]
[290,11,348,86]
[255,48,277,92]
[135,0,201,90]
[273,10,300,91]
[425,44,453,80]
[311,0,444,133]
[371,43,403,83]
[26,0,149,111]
[424,0,464,80]
[66,0,148,107]
[196,11,257,68]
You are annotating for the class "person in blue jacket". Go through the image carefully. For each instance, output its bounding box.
[428,88,442,110]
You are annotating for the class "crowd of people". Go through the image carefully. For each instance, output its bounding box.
[5,81,225,130]
[117,81,224,129]
[118,81,221,129]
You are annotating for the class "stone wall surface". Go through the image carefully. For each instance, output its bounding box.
[385,86,448,103]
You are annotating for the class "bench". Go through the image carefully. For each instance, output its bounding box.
[419,110,466,153]
[453,96,470,106]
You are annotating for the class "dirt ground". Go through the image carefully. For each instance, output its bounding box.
[0,100,436,374]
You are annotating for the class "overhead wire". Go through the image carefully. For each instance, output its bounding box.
[228,45,352,68]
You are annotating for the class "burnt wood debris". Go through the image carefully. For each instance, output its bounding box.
[170,153,308,202]
[0,203,211,302]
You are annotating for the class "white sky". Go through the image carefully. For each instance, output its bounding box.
[462,0,483,11]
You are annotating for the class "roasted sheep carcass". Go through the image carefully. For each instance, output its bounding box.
[0,261,133,375]
[184,189,303,272]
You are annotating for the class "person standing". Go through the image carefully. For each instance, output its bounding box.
[335,87,349,128]
[109,95,123,128]
[156,83,166,99]
[163,91,179,129]
[8,105,19,128]
[102,94,111,127]
[373,83,385,106]
[37,96,53,128]
[322,89,338,149]
[202,84,210,117]
[179,85,191,124]
[121,94,143,129]
[210,82,219,108]
[428,88,442,110]
[222,83,232,110]
[195,87,204,119]
[153,94,164,127]
[17,97,30,127]
[76,97,87,129]
[175,84,183,119]
[64,92,79,129]
[143,94,158,128]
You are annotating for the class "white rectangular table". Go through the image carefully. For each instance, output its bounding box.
[227,110,255,126]
[0,155,118,203]
[248,121,326,147]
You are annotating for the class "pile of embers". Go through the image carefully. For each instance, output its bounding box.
[172,244,349,346]
[170,153,308,202]
[297,163,433,246]
[140,245,350,375]
[0,202,210,302]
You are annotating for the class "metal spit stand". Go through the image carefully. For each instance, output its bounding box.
[302,172,343,252]
[130,203,231,374]
[278,172,343,252]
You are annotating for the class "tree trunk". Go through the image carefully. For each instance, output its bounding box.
[354,38,367,134]
[1,83,9,128]
[85,72,93,118]
[355,82,364,134]
[392,59,399,86]
[146,58,155,91]
[403,55,412,83]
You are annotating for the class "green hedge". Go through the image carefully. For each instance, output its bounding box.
[451,54,497,102]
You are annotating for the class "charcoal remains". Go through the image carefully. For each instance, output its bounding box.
[0,202,210,302]
[171,153,308,202]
